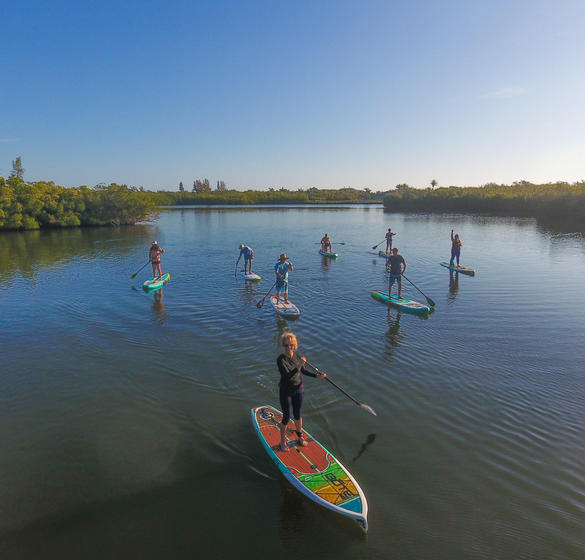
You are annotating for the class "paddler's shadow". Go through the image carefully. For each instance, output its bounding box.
[152,288,166,324]
[320,256,331,271]
[448,270,459,301]
[353,433,376,463]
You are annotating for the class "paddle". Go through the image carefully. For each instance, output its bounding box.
[304,360,377,416]
[371,239,385,250]
[234,262,238,278]
[402,274,436,307]
[256,280,277,308]
[314,242,345,245]
[130,262,149,280]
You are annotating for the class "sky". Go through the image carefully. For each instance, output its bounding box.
[1,0,584,190]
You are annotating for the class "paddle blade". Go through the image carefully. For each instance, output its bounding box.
[427,297,436,308]
[256,299,265,308]
[360,403,377,416]
[129,274,137,280]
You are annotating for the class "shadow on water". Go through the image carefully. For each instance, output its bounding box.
[352,433,376,463]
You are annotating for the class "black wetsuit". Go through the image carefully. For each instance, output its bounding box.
[277,354,317,425]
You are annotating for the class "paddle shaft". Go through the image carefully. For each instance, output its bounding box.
[257,280,277,308]
[130,261,150,279]
[402,274,436,307]
[304,360,376,415]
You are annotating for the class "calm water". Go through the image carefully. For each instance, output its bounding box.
[1,206,585,559]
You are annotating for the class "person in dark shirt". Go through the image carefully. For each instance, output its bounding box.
[450,229,463,268]
[276,332,326,452]
[387,247,407,299]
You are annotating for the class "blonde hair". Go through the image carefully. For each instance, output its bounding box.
[281,332,298,348]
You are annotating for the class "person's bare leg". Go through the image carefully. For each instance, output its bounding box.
[279,422,289,452]
[294,418,307,446]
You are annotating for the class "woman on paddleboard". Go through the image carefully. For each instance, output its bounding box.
[277,333,326,452]
[387,247,407,300]
[149,241,165,281]
[236,244,254,275]
[450,229,463,268]
[321,233,332,254]
[274,253,294,304]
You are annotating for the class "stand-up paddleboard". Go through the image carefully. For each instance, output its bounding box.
[251,406,368,532]
[378,251,391,259]
[270,296,300,316]
[143,272,170,291]
[240,270,261,281]
[371,290,430,314]
[319,250,338,258]
[440,262,475,275]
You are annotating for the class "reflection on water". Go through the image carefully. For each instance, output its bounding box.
[152,289,166,323]
[448,270,459,300]
[385,308,404,350]
[0,225,153,283]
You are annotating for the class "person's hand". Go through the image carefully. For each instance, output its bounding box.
[319,371,327,378]
[299,356,306,365]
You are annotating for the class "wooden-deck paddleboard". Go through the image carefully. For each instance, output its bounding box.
[251,405,368,531]
[440,262,475,275]
[270,296,300,316]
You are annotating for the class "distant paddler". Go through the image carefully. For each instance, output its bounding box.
[277,332,326,452]
[236,244,255,275]
[385,228,397,253]
[450,229,463,268]
[320,233,332,254]
[386,247,407,299]
[274,253,294,305]
[149,241,165,281]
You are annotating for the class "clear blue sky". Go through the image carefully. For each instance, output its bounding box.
[2,0,584,190]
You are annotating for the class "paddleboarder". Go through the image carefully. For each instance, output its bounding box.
[149,241,165,281]
[321,233,332,254]
[387,247,407,299]
[236,244,255,275]
[274,253,294,304]
[277,332,326,452]
[450,229,463,268]
[385,228,397,253]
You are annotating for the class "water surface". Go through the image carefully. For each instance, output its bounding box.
[1,206,585,559]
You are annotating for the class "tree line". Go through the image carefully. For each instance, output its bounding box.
[0,176,158,230]
[383,181,585,224]
[158,185,383,205]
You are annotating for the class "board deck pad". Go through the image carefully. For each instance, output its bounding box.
[240,271,261,281]
[251,406,368,531]
[371,290,431,313]
[143,272,170,291]
[270,296,300,316]
[319,250,338,258]
[440,262,475,275]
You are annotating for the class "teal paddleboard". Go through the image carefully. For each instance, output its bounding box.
[319,250,338,258]
[143,272,170,291]
[440,262,475,275]
[371,290,430,314]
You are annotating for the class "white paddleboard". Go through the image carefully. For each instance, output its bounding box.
[240,271,261,281]
[270,296,301,316]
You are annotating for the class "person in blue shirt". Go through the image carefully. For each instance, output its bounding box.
[236,244,255,275]
[274,253,294,304]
